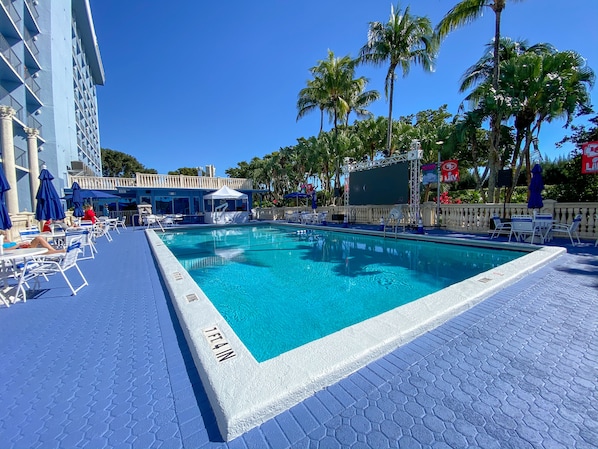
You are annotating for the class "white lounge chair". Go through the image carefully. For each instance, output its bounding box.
[490,216,511,239]
[551,214,582,246]
[18,234,89,296]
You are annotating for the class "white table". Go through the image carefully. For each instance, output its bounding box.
[0,247,49,306]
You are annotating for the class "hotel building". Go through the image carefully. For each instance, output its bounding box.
[0,0,104,214]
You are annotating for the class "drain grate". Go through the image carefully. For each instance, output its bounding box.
[478,277,492,283]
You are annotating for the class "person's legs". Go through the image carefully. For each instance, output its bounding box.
[29,236,64,254]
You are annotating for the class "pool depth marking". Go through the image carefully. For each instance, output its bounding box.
[204,326,237,362]
[146,225,565,441]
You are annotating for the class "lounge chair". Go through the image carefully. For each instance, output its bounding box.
[18,234,89,296]
[551,214,582,246]
[490,216,511,239]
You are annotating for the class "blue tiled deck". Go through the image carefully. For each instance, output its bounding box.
[0,226,596,448]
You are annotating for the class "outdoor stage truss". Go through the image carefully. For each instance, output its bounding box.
[342,140,422,226]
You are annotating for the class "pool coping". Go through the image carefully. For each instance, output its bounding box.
[146,225,566,441]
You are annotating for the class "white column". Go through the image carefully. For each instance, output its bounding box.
[24,127,40,211]
[0,106,19,214]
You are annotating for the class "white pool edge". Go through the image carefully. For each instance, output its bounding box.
[146,227,566,441]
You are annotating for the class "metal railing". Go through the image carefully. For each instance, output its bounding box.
[0,87,24,121]
[0,33,23,76]
[1,0,21,26]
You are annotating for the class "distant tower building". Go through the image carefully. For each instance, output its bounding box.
[206,164,216,178]
[0,0,104,213]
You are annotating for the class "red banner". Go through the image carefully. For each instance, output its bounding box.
[441,160,460,183]
[581,141,598,174]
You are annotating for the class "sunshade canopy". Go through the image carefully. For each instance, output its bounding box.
[204,185,248,200]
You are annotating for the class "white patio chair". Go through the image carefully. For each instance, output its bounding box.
[286,211,300,223]
[18,235,89,296]
[161,215,175,227]
[490,216,511,239]
[144,214,165,232]
[115,216,127,231]
[317,211,328,225]
[551,214,582,246]
[532,213,554,244]
[19,227,40,242]
[66,228,96,260]
[508,215,536,243]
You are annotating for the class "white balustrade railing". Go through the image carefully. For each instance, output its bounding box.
[69,174,253,191]
[254,200,598,240]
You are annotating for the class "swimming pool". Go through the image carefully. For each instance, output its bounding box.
[160,226,523,362]
[147,224,565,441]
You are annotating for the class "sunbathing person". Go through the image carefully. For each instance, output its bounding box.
[1,233,64,254]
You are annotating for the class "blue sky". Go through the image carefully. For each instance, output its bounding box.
[90,0,598,176]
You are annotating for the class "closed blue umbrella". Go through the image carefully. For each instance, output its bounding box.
[311,192,317,210]
[0,167,12,230]
[527,163,544,210]
[35,168,66,221]
[71,181,84,217]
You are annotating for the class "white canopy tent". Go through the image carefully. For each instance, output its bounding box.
[203,186,249,224]
[203,185,248,202]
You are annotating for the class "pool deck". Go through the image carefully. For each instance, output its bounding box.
[0,225,596,448]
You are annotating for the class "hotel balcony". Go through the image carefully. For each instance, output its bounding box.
[69,173,254,191]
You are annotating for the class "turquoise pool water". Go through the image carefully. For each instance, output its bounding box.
[160,225,524,362]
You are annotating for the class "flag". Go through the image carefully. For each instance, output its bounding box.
[421,163,438,185]
[441,160,460,183]
[581,141,598,174]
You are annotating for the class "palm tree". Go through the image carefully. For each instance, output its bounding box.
[342,77,380,126]
[297,50,361,133]
[297,77,329,133]
[499,49,595,201]
[459,38,555,95]
[360,3,437,153]
[436,0,525,201]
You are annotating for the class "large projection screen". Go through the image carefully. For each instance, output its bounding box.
[349,163,409,205]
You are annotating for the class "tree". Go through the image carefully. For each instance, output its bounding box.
[436,0,526,201]
[101,148,156,177]
[353,116,387,161]
[298,50,376,134]
[360,3,437,153]
[168,167,203,176]
[550,114,598,201]
[296,77,329,133]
